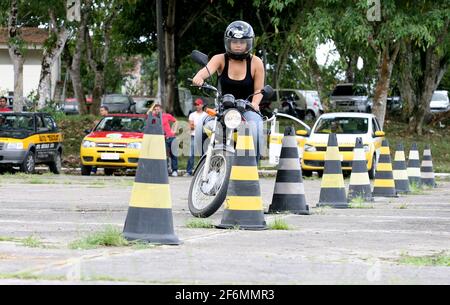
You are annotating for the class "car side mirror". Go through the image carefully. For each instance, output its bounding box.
[296,129,309,137]
[84,129,91,134]
[374,131,385,137]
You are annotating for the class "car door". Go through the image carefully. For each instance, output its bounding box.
[35,114,61,162]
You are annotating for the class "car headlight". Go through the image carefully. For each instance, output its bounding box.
[82,140,96,148]
[363,145,370,152]
[304,144,316,152]
[224,109,242,129]
[6,143,23,150]
[127,142,142,149]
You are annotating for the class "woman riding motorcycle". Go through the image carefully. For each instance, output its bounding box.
[192,20,265,160]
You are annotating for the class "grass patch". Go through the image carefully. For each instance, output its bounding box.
[185,219,214,229]
[68,226,129,250]
[0,236,20,242]
[349,197,374,209]
[21,236,45,248]
[396,203,408,209]
[397,252,450,267]
[268,217,292,230]
[0,272,65,281]
[409,182,425,195]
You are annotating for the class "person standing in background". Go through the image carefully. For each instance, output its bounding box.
[186,98,207,176]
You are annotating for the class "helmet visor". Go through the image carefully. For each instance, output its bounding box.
[224,37,253,55]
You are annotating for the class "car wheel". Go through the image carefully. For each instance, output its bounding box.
[104,168,115,176]
[81,164,92,176]
[317,170,323,178]
[21,151,36,174]
[49,151,62,174]
[302,170,313,177]
[368,155,376,179]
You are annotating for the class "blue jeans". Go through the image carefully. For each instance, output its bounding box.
[242,110,264,162]
[166,137,178,172]
[186,135,195,175]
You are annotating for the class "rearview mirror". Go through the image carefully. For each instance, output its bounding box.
[374,131,385,137]
[261,85,274,99]
[84,129,91,134]
[191,50,209,66]
[296,130,309,136]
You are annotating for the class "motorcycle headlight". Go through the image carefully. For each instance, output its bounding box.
[304,144,316,152]
[127,142,142,149]
[6,142,24,150]
[82,140,96,148]
[363,145,370,152]
[224,109,242,129]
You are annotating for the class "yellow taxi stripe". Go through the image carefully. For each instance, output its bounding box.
[236,135,255,151]
[374,179,395,188]
[225,196,263,210]
[129,183,171,209]
[376,163,393,171]
[321,174,345,188]
[230,166,259,181]
[139,134,166,160]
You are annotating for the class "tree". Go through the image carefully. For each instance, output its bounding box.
[7,0,25,112]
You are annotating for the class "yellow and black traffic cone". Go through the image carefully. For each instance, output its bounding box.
[421,144,436,187]
[348,137,373,202]
[407,143,421,186]
[393,143,410,193]
[372,139,397,197]
[217,125,267,230]
[268,126,309,215]
[317,133,348,208]
[123,114,180,244]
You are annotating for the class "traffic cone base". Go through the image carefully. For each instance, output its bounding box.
[217,129,267,230]
[123,208,180,244]
[268,127,309,215]
[372,140,397,197]
[123,115,180,245]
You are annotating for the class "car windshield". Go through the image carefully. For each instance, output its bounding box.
[0,114,35,138]
[431,92,449,101]
[103,96,130,104]
[94,116,145,132]
[332,85,368,96]
[314,117,369,134]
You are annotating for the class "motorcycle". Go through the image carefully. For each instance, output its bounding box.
[187,50,274,218]
[281,95,305,120]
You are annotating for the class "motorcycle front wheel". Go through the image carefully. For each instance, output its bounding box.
[188,149,232,218]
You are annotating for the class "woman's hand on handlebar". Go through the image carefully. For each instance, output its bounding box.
[251,101,260,112]
[192,75,204,87]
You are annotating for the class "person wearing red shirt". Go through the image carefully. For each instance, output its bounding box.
[151,103,179,176]
[0,97,12,112]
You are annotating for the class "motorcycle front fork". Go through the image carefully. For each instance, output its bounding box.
[201,118,234,182]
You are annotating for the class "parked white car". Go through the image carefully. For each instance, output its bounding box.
[430,90,449,113]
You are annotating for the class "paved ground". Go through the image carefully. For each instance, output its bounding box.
[0,173,449,285]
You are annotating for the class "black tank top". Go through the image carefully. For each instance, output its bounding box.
[219,54,254,101]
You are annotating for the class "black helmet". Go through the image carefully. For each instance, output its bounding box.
[224,21,254,60]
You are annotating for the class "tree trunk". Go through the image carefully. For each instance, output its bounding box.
[8,0,24,112]
[372,43,400,128]
[37,10,69,109]
[90,71,104,115]
[398,41,416,122]
[165,0,182,115]
[309,57,325,106]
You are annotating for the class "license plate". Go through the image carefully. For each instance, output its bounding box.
[101,153,120,160]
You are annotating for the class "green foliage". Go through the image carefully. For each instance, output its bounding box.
[268,217,292,230]
[186,219,214,229]
[398,252,450,267]
[69,225,129,250]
